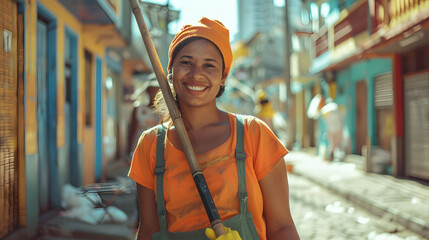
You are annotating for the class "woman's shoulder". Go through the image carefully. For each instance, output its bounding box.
[232,113,268,128]
[137,123,167,146]
[231,113,277,143]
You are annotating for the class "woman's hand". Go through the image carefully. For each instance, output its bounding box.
[205,227,242,240]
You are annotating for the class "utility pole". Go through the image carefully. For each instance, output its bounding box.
[284,0,295,149]
[161,0,170,71]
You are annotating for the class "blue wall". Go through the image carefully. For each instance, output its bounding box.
[95,57,103,181]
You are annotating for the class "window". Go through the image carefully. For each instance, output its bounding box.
[84,49,93,126]
[320,2,330,18]
[310,3,319,20]
[301,9,310,25]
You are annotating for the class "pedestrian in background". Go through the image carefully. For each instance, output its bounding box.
[320,100,350,161]
[254,89,275,130]
[128,73,160,155]
[254,89,289,146]
[128,17,300,240]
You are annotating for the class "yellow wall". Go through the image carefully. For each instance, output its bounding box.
[26,0,114,184]
[24,0,83,153]
[81,28,107,185]
[24,0,38,155]
[38,0,81,146]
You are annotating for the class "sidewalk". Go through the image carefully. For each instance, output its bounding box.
[36,214,136,240]
[285,149,429,239]
[35,161,137,240]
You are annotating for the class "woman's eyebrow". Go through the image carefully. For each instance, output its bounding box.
[204,58,218,63]
[179,55,218,63]
[179,55,193,59]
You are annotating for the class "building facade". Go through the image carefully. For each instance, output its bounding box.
[0,0,165,238]
[237,0,277,41]
[291,0,429,181]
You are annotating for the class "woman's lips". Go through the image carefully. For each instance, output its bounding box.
[185,84,207,91]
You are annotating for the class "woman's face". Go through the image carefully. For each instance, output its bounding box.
[171,38,225,109]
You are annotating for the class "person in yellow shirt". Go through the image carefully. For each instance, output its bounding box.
[254,90,289,146]
[254,89,275,130]
[128,17,300,240]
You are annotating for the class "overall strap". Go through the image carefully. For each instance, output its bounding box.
[155,125,168,231]
[235,115,248,213]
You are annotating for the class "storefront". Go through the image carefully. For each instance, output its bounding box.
[404,71,429,180]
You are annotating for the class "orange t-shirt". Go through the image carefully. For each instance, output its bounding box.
[128,113,288,240]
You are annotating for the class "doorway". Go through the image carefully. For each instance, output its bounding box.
[355,80,367,155]
[37,6,58,213]
[64,28,80,187]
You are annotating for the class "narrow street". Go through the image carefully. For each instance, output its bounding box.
[2,0,429,239]
[288,173,425,240]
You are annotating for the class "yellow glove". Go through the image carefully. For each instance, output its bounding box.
[205,227,242,240]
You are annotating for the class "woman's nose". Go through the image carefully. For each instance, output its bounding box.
[188,65,203,78]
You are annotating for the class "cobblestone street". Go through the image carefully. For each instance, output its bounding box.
[288,173,425,240]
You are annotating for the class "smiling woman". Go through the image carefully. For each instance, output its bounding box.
[128,17,300,240]
[171,38,225,112]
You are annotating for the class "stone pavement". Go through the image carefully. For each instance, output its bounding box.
[285,149,429,239]
[288,173,424,239]
[33,152,429,239]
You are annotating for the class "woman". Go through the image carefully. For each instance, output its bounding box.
[128,17,300,240]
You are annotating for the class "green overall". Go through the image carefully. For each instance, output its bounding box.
[152,115,260,240]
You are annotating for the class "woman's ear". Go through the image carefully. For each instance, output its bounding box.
[221,75,227,86]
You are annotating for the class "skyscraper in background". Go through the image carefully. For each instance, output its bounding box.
[237,0,277,41]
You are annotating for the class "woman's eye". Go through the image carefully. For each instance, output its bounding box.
[204,63,215,68]
[181,60,191,65]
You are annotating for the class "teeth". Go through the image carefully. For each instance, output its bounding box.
[186,85,206,91]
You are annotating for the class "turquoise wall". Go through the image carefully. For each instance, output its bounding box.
[335,59,392,153]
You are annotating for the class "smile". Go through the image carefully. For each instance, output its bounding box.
[185,85,207,91]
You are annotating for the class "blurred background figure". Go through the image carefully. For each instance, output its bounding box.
[254,89,275,129]
[320,101,349,161]
[254,89,288,145]
[127,73,161,155]
[308,94,350,161]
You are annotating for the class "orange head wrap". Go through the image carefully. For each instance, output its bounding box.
[168,17,233,78]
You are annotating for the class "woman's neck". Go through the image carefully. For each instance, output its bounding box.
[180,105,226,131]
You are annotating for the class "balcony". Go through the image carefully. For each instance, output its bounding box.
[389,0,429,28]
[314,27,328,58]
[333,1,368,46]
[59,0,128,47]
[59,0,119,24]
[363,0,429,54]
